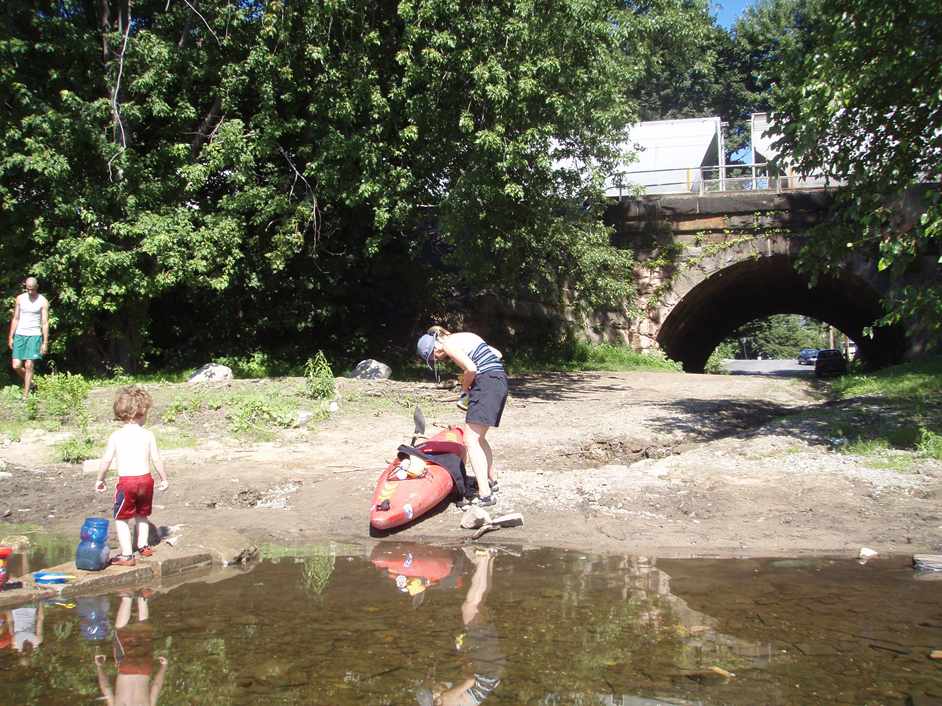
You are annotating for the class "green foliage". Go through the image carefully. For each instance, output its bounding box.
[0,0,671,371]
[33,372,92,423]
[918,428,942,461]
[768,0,942,334]
[304,352,335,400]
[824,356,941,465]
[226,395,297,436]
[161,395,206,424]
[213,352,300,379]
[724,315,828,360]
[631,0,733,125]
[831,357,942,400]
[722,0,808,155]
[301,547,337,597]
[704,340,737,374]
[511,340,682,373]
[55,433,97,463]
[160,388,301,438]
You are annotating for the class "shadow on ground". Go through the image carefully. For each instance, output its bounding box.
[508,372,630,402]
[643,398,799,441]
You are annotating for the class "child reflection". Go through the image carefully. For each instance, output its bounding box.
[1,550,44,664]
[2,602,44,664]
[417,547,505,706]
[95,590,168,706]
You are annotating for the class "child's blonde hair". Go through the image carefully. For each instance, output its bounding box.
[427,325,452,338]
[113,386,153,422]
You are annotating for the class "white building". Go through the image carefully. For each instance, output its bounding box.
[612,116,725,197]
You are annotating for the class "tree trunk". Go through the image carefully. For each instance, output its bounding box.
[190,94,222,157]
[98,0,111,63]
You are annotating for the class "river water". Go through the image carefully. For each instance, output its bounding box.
[2,542,941,705]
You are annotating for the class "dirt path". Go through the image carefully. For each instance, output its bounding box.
[2,371,940,558]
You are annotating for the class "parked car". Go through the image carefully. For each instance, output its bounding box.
[815,349,847,377]
[797,348,819,366]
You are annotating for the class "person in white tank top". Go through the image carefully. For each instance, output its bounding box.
[8,277,49,400]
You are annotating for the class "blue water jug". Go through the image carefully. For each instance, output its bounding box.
[77,596,111,640]
[75,517,111,571]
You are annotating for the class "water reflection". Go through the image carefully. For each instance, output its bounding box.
[2,546,44,661]
[2,544,942,705]
[376,545,505,705]
[3,601,44,658]
[94,590,168,706]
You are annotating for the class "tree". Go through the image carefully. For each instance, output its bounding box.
[722,0,807,157]
[768,0,942,338]
[626,0,731,124]
[2,1,697,369]
[725,314,827,359]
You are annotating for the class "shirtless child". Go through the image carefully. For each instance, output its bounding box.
[94,387,169,567]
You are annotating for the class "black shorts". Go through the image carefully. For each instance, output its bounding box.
[466,371,508,428]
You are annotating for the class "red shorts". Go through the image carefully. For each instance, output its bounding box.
[114,623,153,675]
[113,475,154,520]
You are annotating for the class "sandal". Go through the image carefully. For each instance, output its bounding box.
[111,555,136,567]
[138,546,155,558]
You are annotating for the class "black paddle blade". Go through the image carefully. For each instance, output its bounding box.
[413,406,426,436]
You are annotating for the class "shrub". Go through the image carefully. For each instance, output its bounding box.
[304,351,336,400]
[56,434,97,463]
[34,372,91,423]
[918,428,942,460]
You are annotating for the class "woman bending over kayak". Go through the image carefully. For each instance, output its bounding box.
[416,326,508,507]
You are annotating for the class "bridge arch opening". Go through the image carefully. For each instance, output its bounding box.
[656,255,906,372]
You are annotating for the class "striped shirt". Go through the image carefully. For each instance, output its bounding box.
[449,332,504,375]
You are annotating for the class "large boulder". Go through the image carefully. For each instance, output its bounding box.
[350,359,391,380]
[187,363,233,384]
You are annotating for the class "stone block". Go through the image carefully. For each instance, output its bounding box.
[350,359,392,380]
[187,363,233,384]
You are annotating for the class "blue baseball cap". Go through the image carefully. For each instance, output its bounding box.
[416,334,436,370]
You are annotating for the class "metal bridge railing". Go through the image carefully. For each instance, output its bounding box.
[610,163,831,198]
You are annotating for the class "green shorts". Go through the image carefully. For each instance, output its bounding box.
[12,335,43,361]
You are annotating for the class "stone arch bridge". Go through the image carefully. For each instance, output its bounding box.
[604,190,909,372]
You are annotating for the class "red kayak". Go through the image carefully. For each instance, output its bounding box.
[369,409,466,531]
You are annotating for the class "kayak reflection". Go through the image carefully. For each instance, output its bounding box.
[370,542,466,607]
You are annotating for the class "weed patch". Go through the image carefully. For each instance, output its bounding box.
[918,429,942,460]
[153,427,197,449]
[843,438,889,455]
[55,431,98,463]
[510,341,682,373]
[226,394,298,437]
[862,455,918,473]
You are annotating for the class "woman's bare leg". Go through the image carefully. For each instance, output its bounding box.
[480,435,495,483]
[465,423,492,499]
